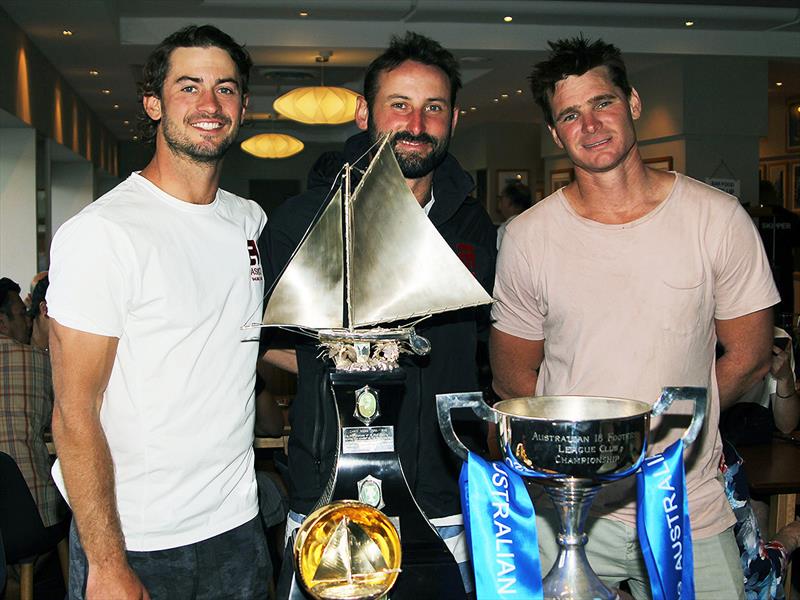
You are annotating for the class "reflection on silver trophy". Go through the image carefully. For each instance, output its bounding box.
[437,387,706,600]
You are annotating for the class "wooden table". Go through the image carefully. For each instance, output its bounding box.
[738,435,800,598]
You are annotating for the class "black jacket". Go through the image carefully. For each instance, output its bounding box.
[259,132,497,519]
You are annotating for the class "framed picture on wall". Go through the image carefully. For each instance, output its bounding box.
[787,97,800,152]
[550,168,574,193]
[766,162,787,206]
[497,169,529,193]
[644,156,674,171]
[790,161,800,211]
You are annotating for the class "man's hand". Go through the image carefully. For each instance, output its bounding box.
[87,563,150,600]
[771,343,793,383]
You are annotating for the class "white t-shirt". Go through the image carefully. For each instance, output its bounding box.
[492,173,780,538]
[47,173,267,551]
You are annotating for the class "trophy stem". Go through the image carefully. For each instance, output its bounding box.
[542,482,618,600]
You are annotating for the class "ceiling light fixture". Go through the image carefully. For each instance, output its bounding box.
[123,120,130,126]
[241,133,304,159]
[493,98,499,103]
[89,69,99,76]
[516,89,523,95]
[101,89,111,95]
[470,106,477,111]
[273,52,359,125]
[776,82,783,87]
[62,29,73,36]
[501,93,509,99]
[503,16,513,23]
[684,20,694,27]
[113,104,119,109]
[299,11,309,17]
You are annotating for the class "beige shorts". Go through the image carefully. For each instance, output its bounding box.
[535,507,744,600]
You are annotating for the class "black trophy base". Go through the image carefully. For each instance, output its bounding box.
[279,369,467,599]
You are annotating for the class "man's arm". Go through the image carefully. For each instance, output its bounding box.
[50,320,149,600]
[262,347,298,375]
[489,326,544,399]
[715,308,773,411]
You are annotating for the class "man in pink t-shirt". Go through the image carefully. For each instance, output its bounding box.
[490,37,779,600]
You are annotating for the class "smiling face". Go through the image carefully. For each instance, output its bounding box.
[144,46,247,165]
[547,66,641,174]
[356,60,458,180]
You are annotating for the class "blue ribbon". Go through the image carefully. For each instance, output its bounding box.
[459,452,543,600]
[636,439,695,600]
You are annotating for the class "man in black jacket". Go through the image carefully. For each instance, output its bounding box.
[260,31,496,590]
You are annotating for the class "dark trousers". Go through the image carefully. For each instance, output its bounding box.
[68,516,269,600]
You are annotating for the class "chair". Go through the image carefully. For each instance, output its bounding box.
[0,451,69,600]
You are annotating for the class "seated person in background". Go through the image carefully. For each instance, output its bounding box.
[496,181,532,249]
[720,327,798,446]
[0,277,69,530]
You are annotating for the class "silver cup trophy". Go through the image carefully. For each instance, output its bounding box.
[437,387,706,600]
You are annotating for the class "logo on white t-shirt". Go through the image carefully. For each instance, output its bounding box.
[247,240,263,281]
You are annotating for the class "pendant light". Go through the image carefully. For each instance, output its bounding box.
[273,52,358,125]
[241,132,304,159]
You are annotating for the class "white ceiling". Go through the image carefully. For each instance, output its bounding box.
[2,0,798,143]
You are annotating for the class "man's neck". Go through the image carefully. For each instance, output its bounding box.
[565,152,674,225]
[406,172,434,208]
[139,142,223,205]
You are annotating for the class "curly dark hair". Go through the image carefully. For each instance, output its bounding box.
[363,31,461,110]
[137,25,253,143]
[529,36,632,127]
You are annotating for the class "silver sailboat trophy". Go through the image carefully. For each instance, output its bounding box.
[260,134,492,600]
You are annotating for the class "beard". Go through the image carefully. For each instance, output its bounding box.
[161,112,237,165]
[368,117,451,179]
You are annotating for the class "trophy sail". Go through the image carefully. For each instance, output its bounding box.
[261,135,491,332]
[262,187,344,329]
[348,138,492,327]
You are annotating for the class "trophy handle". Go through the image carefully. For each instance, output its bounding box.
[436,392,498,461]
[650,386,707,446]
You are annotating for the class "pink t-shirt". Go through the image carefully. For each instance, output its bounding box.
[492,173,780,538]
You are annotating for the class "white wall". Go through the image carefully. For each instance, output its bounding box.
[0,127,37,286]
[51,160,94,236]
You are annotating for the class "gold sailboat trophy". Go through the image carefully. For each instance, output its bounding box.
[294,501,402,600]
[260,133,492,600]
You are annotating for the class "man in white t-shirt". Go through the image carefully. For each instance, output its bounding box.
[490,38,778,599]
[47,26,268,600]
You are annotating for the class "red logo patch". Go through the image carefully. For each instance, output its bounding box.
[455,242,476,275]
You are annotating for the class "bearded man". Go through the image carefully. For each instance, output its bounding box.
[259,31,496,596]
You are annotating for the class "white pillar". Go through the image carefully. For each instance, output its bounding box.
[51,160,94,236]
[0,127,37,287]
